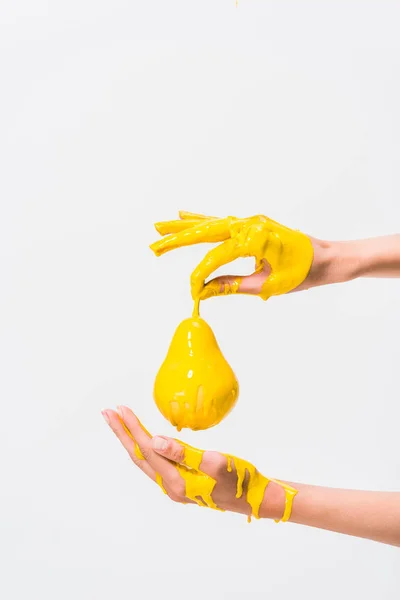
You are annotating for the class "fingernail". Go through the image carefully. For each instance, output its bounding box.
[116,405,123,418]
[153,437,168,451]
[101,410,110,425]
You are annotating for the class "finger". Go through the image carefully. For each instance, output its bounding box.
[153,440,250,502]
[102,409,156,481]
[190,238,241,299]
[152,438,221,510]
[198,275,242,299]
[152,437,222,478]
[152,436,186,463]
[154,218,207,236]
[149,218,231,257]
[199,259,272,300]
[117,406,178,481]
[152,437,207,472]
[178,210,217,220]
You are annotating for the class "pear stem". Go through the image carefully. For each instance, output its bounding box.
[192,297,200,318]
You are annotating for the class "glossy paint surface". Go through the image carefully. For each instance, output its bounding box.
[150,211,314,300]
[154,315,239,431]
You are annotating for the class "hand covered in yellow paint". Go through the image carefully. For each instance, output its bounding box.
[102,405,297,522]
[150,211,314,301]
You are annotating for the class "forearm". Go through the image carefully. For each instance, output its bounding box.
[262,480,400,546]
[300,235,400,290]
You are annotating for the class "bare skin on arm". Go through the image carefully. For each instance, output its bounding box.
[102,407,400,546]
[103,406,297,523]
[105,214,400,547]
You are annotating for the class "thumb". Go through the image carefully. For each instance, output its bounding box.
[199,276,242,300]
[199,261,272,300]
[152,436,186,463]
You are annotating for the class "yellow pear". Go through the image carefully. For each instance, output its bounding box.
[154,316,239,431]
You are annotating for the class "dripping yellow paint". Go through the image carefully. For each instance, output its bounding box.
[122,414,298,523]
[153,311,239,431]
[158,439,298,523]
[150,211,314,302]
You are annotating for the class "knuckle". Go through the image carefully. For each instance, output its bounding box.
[190,267,200,283]
[127,447,143,467]
[140,446,152,461]
[167,491,181,503]
[207,452,227,476]
[128,452,142,469]
[170,445,185,463]
[109,422,120,436]
[170,473,186,497]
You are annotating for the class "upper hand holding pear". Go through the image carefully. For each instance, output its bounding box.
[150,210,313,431]
[150,211,314,301]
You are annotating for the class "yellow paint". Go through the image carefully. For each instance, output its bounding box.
[150,212,314,301]
[119,414,169,495]
[155,438,298,523]
[134,443,144,460]
[120,414,298,523]
[156,472,167,495]
[147,210,302,521]
[119,416,146,460]
[271,479,298,523]
[192,297,200,318]
[154,314,239,431]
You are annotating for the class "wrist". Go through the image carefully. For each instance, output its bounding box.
[260,480,288,520]
[325,240,366,284]
[303,238,364,289]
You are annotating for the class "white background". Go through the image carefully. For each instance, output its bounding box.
[1,1,399,598]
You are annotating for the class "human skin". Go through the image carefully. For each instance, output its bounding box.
[104,221,400,545]
[209,234,400,296]
[295,234,400,293]
[102,407,400,547]
[150,211,400,298]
